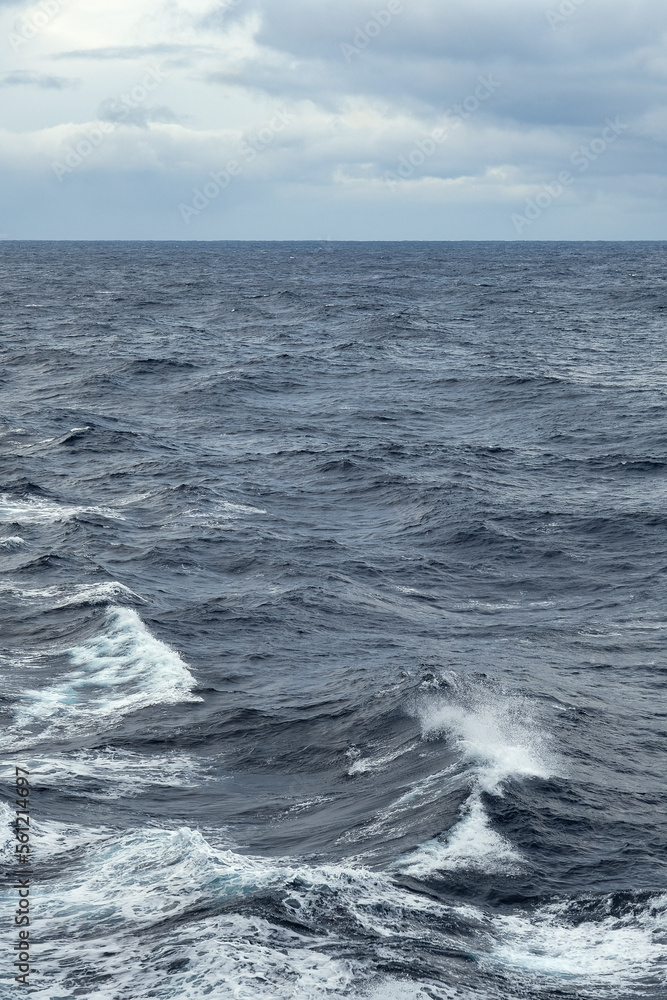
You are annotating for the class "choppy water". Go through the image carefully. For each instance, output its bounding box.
[1,241,667,999]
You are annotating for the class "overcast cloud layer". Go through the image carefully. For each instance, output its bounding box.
[0,0,666,239]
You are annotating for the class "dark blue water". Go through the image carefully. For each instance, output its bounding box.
[1,241,667,999]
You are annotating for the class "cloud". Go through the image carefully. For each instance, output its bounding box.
[0,0,666,237]
[199,0,667,127]
[53,43,214,65]
[97,98,181,127]
[0,70,78,89]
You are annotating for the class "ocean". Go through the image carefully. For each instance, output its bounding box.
[1,240,666,999]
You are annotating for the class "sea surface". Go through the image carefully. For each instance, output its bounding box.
[1,241,666,999]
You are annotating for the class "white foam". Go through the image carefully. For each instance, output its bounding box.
[0,580,140,608]
[0,535,25,549]
[116,490,154,505]
[0,800,14,853]
[30,909,354,1000]
[213,500,266,516]
[58,581,141,607]
[419,695,555,796]
[0,748,209,799]
[0,812,450,935]
[362,983,459,1000]
[488,896,667,988]
[386,765,462,813]
[182,498,267,529]
[3,808,662,998]
[39,826,272,917]
[0,493,124,524]
[400,791,521,877]
[0,816,455,999]
[3,800,662,1000]
[398,689,557,876]
[341,764,464,848]
[13,607,201,737]
[122,911,354,1000]
[347,741,419,776]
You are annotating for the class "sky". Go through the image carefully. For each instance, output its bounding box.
[0,0,666,240]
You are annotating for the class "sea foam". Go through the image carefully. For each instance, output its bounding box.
[487,895,667,988]
[11,607,201,740]
[399,687,556,876]
[0,493,123,524]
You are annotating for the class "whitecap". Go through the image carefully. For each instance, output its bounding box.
[487,895,667,988]
[419,694,556,795]
[399,791,521,876]
[0,493,124,524]
[11,607,201,739]
[347,741,419,776]
[0,748,210,800]
[0,581,140,608]
[0,816,452,999]
[398,687,558,875]
[0,535,25,549]
[3,808,660,998]
[181,498,267,529]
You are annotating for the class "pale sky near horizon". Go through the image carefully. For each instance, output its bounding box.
[0,0,666,240]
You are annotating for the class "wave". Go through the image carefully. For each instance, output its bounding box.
[9,607,201,743]
[182,498,267,528]
[347,741,419,776]
[56,425,91,446]
[418,692,556,795]
[398,685,556,876]
[0,535,25,549]
[126,357,196,372]
[0,748,209,800]
[0,493,124,524]
[0,809,663,999]
[0,580,140,609]
[0,816,414,998]
[400,790,521,876]
[0,812,489,999]
[486,894,667,992]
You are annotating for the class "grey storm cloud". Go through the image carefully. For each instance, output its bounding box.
[248,0,664,62]
[202,0,667,128]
